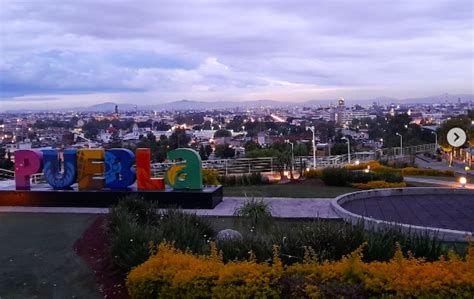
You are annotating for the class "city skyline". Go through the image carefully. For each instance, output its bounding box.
[1,0,473,110]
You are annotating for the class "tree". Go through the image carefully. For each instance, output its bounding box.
[169,128,191,149]
[107,131,123,148]
[244,140,261,152]
[0,147,13,170]
[294,143,309,156]
[214,129,232,138]
[331,143,349,155]
[214,144,235,158]
[205,144,213,157]
[199,144,210,160]
[437,116,474,166]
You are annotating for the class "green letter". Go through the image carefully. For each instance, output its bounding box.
[165,148,203,190]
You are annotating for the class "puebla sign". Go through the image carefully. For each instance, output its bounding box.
[14,148,203,191]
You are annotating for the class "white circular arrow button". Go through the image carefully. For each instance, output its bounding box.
[447,127,467,147]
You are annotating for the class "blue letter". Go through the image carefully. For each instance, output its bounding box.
[105,148,136,189]
[42,149,77,189]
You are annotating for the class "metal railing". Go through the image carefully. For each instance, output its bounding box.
[380,143,436,158]
[0,143,437,180]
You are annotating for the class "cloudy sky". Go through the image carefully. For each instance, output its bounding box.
[0,0,473,110]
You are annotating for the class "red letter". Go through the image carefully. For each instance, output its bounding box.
[136,148,164,190]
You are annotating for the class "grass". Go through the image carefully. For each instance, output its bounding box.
[0,213,101,298]
[223,183,357,198]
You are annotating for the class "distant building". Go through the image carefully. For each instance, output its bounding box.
[257,131,270,146]
[336,98,346,124]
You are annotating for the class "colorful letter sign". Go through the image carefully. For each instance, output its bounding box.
[165,148,203,190]
[43,149,77,189]
[105,148,136,189]
[14,148,204,191]
[77,149,105,190]
[14,150,43,190]
[136,148,165,190]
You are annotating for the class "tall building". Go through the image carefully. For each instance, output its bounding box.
[114,105,119,118]
[336,98,345,124]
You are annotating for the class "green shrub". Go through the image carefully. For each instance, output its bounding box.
[218,173,267,186]
[110,194,160,225]
[107,208,162,271]
[350,171,381,183]
[380,172,404,182]
[272,220,366,264]
[234,198,273,234]
[321,167,353,186]
[106,197,216,272]
[363,225,444,262]
[217,234,273,263]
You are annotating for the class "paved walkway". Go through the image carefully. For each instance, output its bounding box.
[404,176,474,189]
[415,157,474,175]
[0,197,340,219]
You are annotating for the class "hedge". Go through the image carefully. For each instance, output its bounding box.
[321,168,403,186]
[346,161,455,177]
[126,242,474,298]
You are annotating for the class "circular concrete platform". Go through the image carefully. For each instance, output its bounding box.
[331,188,474,242]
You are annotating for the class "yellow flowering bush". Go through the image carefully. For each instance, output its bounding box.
[126,242,282,298]
[202,168,220,186]
[126,242,222,298]
[303,168,323,179]
[127,242,474,298]
[286,244,474,298]
[351,180,407,189]
[345,161,385,171]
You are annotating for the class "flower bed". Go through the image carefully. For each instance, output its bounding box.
[351,180,407,190]
[126,242,474,298]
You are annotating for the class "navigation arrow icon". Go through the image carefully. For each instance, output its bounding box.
[447,128,467,147]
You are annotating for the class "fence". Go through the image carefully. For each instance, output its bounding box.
[0,143,436,180]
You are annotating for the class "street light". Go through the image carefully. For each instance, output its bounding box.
[459,176,467,188]
[341,136,351,164]
[285,139,294,172]
[431,131,438,151]
[306,126,316,168]
[396,132,403,157]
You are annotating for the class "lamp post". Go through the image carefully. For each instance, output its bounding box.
[285,139,294,172]
[432,131,438,151]
[396,133,403,157]
[306,126,316,168]
[341,136,351,164]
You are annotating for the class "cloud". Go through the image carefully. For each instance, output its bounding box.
[0,0,472,109]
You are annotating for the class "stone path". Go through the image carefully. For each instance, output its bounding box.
[183,197,338,219]
[0,197,340,219]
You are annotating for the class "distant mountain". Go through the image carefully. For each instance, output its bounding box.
[399,93,474,104]
[80,102,137,112]
[4,93,473,113]
[146,99,286,111]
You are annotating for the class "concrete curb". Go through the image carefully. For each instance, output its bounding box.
[331,187,474,242]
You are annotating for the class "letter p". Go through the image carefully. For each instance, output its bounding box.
[14,150,43,190]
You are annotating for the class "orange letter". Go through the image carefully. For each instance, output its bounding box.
[136,148,164,190]
[77,149,105,190]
